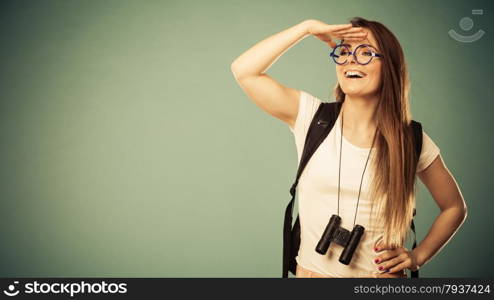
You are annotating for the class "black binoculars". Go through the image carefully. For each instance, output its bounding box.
[315,214,365,265]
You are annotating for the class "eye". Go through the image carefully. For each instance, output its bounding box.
[340,50,349,56]
[362,51,373,56]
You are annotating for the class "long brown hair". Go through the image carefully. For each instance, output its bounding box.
[334,17,419,248]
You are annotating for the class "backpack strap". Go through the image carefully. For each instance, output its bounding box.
[283,101,342,278]
[410,120,423,278]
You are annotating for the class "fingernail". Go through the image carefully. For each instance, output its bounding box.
[374,259,379,264]
[378,266,383,270]
[374,248,379,252]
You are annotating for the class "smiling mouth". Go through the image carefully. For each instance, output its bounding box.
[344,70,367,79]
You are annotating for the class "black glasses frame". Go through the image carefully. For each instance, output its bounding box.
[329,43,384,65]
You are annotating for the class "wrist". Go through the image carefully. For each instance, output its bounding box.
[411,248,426,271]
[301,19,316,35]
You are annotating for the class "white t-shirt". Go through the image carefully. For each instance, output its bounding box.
[288,90,440,277]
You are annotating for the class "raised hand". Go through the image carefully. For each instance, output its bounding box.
[307,19,368,48]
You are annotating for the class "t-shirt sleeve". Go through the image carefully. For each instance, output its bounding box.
[416,130,440,173]
[288,90,322,147]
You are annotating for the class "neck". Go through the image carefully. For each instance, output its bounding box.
[341,94,379,132]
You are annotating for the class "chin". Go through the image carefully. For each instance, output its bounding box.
[339,84,378,99]
[341,87,367,96]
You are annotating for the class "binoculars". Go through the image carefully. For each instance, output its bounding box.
[315,214,365,265]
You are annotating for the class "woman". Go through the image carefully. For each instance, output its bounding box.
[230,17,467,278]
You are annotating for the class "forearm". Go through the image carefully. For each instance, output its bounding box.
[230,19,313,80]
[412,205,467,268]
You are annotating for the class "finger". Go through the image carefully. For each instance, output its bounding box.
[387,271,406,278]
[333,27,365,34]
[375,271,403,278]
[330,25,362,34]
[375,243,396,252]
[328,24,353,32]
[332,30,364,37]
[322,38,338,48]
[374,243,403,252]
[337,37,366,42]
[334,33,367,40]
[378,256,403,271]
[338,33,368,39]
[388,261,410,274]
[327,25,353,35]
[327,40,337,48]
[375,250,400,264]
[339,30,367,36]
[387,269,407,278]
[331,35,366,42]
[332,31,365,38]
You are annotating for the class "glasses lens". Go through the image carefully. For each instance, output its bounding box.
[355,45,375,65]
[332,45,349,64]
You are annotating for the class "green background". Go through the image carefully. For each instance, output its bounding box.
[0,0,492,277]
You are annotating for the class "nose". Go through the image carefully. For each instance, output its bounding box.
[347,52,357,64]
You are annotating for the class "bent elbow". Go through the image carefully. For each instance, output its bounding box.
[461,203,468,221]
[230,63,246,82]
[455,201,468,226]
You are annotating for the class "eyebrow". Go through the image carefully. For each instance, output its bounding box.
[340,41,380,51]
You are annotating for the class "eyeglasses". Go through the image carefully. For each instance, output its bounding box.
[329,43,383,65]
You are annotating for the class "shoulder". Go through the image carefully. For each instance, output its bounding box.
[300,90,323,109]
[416,128,441,173]
[288,90,323,134]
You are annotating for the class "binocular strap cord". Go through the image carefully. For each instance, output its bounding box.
[337,108,378,227]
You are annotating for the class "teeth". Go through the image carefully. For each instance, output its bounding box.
[345,70,366,78]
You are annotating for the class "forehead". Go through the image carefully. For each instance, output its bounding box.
[342,28,379,50]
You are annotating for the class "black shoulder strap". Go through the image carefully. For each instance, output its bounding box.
[292,101,342,207]
[410,120,422,278]
[411,120,423,161]
[283,101,342,278]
